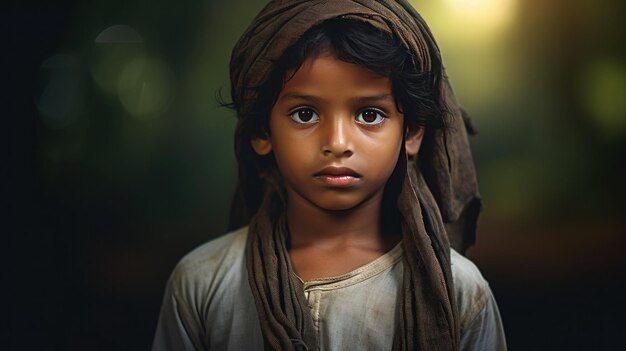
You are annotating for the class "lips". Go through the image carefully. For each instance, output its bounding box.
[314,166,362,187]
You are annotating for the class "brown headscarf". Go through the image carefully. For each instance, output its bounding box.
[228,1,482,350]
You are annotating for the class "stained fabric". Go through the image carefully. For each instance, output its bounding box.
[228,1,482,350]
[152,227,508,351]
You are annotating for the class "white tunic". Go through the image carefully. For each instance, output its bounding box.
[152,226,507,350]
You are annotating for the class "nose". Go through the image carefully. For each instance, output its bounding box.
[321,116,354,158]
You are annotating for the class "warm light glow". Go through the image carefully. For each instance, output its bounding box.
[443,0,517,32]
[408,0,520,117]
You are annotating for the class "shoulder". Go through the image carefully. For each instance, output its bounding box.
[153,227,256,351]
[449,249,491,330]
[167,226,249,305]
[450,249,508,350]
[174,226,248,274]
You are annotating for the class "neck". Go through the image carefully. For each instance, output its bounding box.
[286,190,399,251]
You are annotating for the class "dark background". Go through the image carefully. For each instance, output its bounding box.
[4,0,626,350]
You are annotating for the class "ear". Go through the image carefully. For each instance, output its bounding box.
[405,127,424,157]
[251,136,273,155]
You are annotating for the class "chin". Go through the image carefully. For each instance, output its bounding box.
[317,202,358,212]
[311,194,370,212]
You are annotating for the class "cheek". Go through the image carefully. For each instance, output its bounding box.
[270,132,314,180]
[377,144,402,177]
[372,124,403,160]
[368,130,403,181]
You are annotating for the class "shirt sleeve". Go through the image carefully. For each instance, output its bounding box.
[152,269,208,351]
[459,286,507,351]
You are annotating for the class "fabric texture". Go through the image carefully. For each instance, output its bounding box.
[227,1,483,350]
[152,227,507,351]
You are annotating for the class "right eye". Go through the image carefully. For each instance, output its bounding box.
[288,108,319,124]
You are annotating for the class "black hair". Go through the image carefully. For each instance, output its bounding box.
[239,18,445,139]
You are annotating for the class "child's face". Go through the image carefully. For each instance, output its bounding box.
[252,53,421,212]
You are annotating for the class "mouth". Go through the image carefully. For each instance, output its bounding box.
[313,166,362,187]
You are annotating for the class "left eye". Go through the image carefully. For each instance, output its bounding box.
[288,108,319,124]
[355,109,386,125]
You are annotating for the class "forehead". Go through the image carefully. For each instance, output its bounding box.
[279,53,393,101]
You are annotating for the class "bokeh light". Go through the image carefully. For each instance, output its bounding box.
[90,25,144,95]
[581,59,626,138]
[94,24,143,44]
[117,57,174,119]
[35,53,84,129]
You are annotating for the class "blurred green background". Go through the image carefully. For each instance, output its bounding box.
[5,0,626,350]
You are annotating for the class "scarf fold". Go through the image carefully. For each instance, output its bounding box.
[245,190,317,350]
[231,1,482,350]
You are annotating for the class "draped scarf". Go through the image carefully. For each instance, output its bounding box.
[228,1,482,350]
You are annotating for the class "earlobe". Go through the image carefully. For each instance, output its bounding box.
[251,136,273,155]
[405,127,424,157]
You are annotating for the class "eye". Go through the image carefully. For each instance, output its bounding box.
[355,109,386,125]
[288,107,319,124]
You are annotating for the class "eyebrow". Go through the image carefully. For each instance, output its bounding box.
[279,93,393,104]
[355,94,393,103]
[279,94,319,103]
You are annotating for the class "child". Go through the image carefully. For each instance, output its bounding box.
[153,1,506,350]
